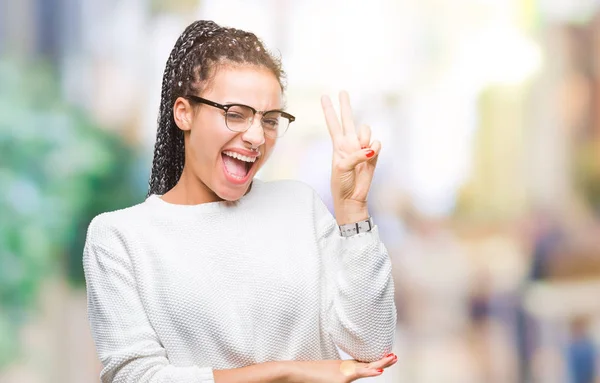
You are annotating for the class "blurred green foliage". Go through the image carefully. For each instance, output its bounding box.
[0,58,144,367]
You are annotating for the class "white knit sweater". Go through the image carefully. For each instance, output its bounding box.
[83,179,396,383]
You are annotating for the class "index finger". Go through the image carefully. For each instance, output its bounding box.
[321,95,342,140]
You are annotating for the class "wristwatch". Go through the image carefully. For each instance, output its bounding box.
[338,217,374,237]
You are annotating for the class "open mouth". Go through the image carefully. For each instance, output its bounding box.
[222,151,257,180]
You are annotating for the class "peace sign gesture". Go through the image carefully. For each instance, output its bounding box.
[321,91,381,225]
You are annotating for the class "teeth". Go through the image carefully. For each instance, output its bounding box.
[223,151,257,163]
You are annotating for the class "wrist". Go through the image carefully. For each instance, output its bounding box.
[334,200,369,225]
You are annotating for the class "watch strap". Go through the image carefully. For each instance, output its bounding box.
[338,217,374,237]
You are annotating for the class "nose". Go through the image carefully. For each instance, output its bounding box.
[241,115,266,148]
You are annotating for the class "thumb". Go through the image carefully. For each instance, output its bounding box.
[366,140,382,168]
[353,366,384,379]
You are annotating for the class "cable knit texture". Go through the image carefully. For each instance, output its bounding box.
[83,179,396,383]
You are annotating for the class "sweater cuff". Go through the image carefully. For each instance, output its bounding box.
[191,366,215,383]
[339,225,382,246]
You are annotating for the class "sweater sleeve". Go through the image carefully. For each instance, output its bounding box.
[315,194,397,363]
[83,217,215,383]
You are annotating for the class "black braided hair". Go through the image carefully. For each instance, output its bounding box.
[147,20,285,196]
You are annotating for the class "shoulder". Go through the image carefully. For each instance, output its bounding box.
[85,200,150,249]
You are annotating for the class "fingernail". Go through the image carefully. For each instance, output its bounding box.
[377,369,384,373]
[361,146,367,149]
[365,150,375,158]
[386,353,395,358]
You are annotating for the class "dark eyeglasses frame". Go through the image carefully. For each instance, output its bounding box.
[182,95,296,136]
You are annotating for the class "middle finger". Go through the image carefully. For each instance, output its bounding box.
[339,91,357,137]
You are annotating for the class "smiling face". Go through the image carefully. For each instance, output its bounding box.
[173,65,283,202]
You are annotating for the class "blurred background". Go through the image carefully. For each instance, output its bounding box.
[1,0,600,382]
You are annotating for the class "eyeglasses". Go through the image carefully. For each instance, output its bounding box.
[183,95,296,138]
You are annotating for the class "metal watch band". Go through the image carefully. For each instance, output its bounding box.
[338,217,374,237]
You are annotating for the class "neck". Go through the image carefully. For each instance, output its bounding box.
[161,166,222,205]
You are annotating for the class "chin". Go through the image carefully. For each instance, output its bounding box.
[215,182,252,202]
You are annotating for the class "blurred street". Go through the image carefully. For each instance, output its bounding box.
[2,0,600,382]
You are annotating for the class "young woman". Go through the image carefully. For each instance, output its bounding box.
[83,20,397,383]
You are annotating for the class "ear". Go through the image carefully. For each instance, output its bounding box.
[173,97,193,131]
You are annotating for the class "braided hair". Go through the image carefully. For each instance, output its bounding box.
[147,20,285,196]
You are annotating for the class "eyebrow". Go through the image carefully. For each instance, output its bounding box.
[223,100,286,112]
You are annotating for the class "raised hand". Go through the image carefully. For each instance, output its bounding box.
[321,91,381,225]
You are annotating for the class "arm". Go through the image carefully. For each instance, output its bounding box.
[317,91,396,362]
[85,236,211,382]
[316,196,397,363]
[84,219,289,383]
